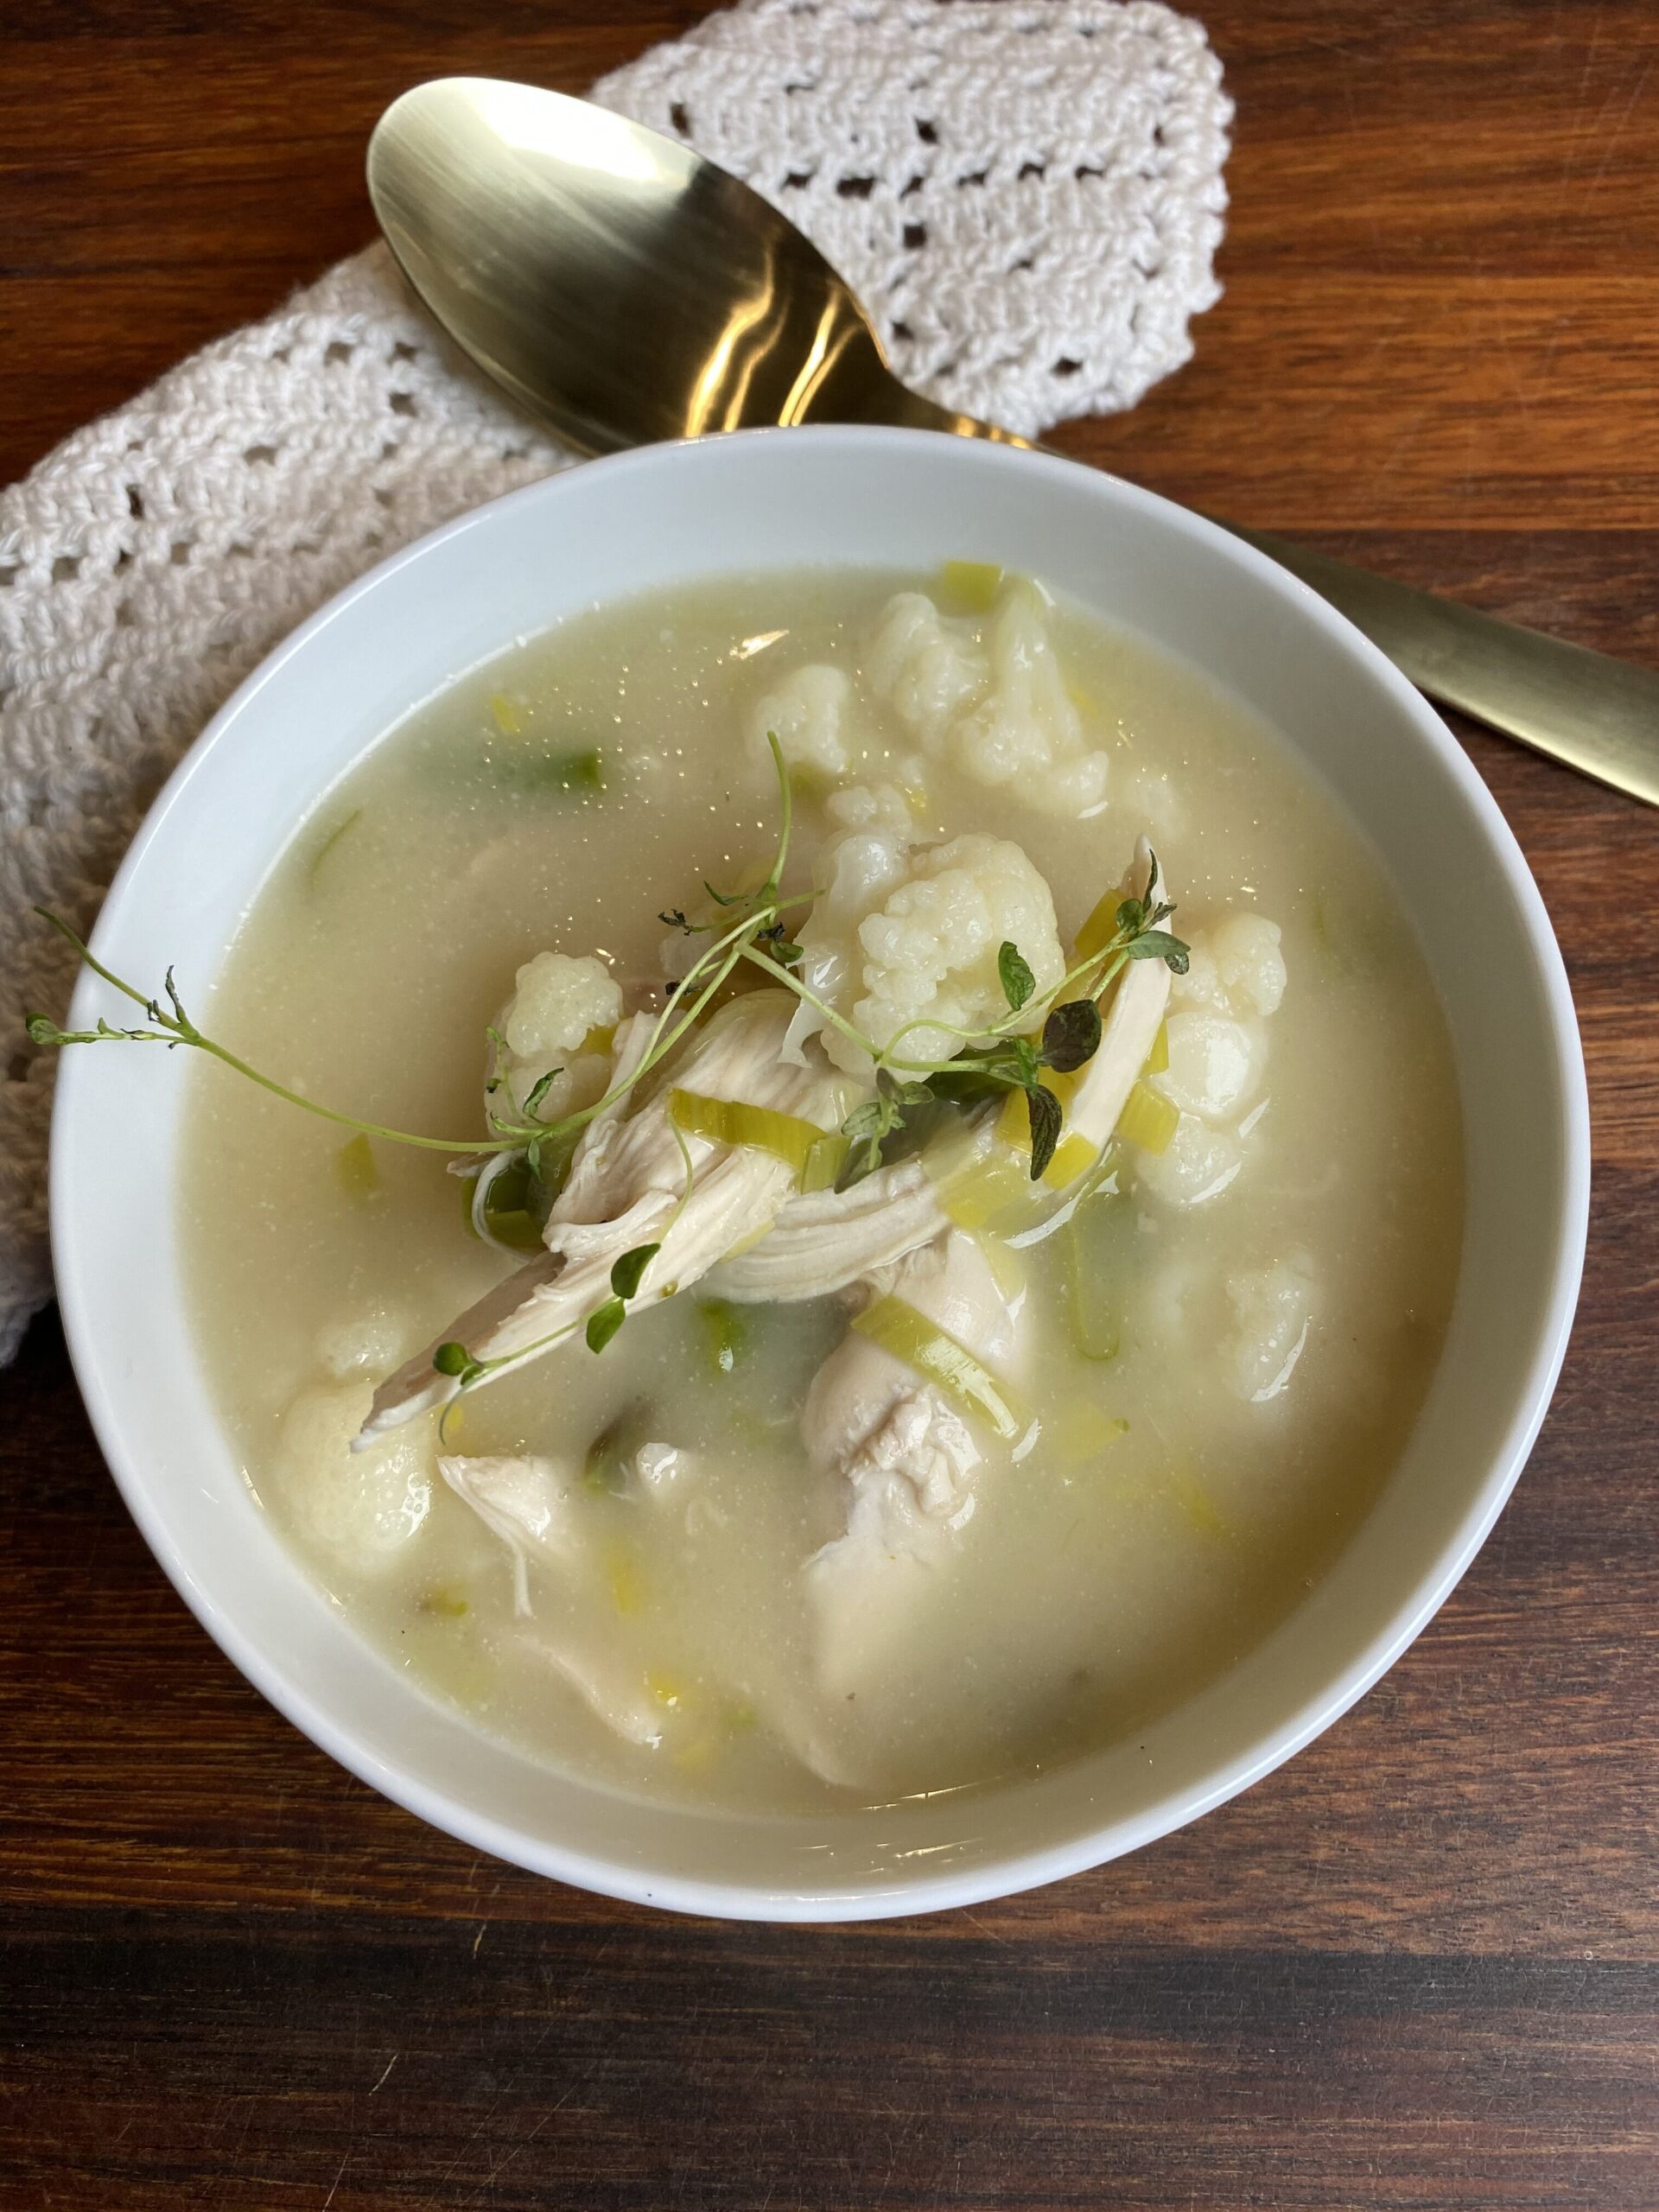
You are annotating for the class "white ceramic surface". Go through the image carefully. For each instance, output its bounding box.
[51,428,1589,1921]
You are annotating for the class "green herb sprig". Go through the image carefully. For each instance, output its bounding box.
[742,857,1186,1182]
[26,734,807,1173]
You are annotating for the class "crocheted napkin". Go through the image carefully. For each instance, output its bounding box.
[0,0,1230,1362]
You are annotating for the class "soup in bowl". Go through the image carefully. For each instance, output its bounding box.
[49,428,1587,1917]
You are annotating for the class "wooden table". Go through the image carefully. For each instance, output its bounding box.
[4,4,1656,2205]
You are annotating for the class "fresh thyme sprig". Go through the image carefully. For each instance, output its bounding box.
[29,734,1185,1224]
[25,912,519,1156]
[25,734,806,1170]
[742,853,1188,1181]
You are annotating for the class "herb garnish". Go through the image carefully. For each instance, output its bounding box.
[585,1241,661,1354]
[997,939,1036,1013]
[744,854,1186,1182]
[26,734,807,1173]
[29,732,1188,1424]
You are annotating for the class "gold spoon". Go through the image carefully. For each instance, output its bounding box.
[368,76,1659,807]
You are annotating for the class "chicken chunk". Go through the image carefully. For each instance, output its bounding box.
[804,1229,1023,1693]
[706,1154,942,1303]
[437,1450,585,1617]
[1059,839,1173,1154]
[531,1639,667,1749]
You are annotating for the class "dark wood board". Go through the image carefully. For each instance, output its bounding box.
[3,3,1656,2206]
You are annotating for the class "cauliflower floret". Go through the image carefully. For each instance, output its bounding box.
[793,823,1065,1076]
[1213,913,1287,1018]
[1158,1011,1263,1125]
[1224,1258,1315,1402]
[280,1378,432,1567]
[785,802,918,1063]
[315,1304,410,1382]
[824,780,913,835]
[495,950,621,1122]
[1172,914,1287,1020]
[867,592,988,742]
[868,584,1109,818]
[1135,911,1287,1210]
[952,582,1111,817]
[505,950,620,1058]
[747,663,854,779]
[1133,1117,1243,1209]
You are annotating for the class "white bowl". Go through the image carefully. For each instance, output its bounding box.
[52,428,1588,1921]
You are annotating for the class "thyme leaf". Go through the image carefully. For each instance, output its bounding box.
[433,1340,485,1386]
[609,1242,659,1302]
[997,940,1035,1013]
[1025,1083,1063,1179]
[1124,929,1191,974]
[521,1068,561,1121]
[1040,999,1102,1072]
[585,1299,626,1354]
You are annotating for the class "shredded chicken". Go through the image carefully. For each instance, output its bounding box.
[359,990,849,1440]
[1061,836,1173,1152]
[361,839,1171,1444]
[706,1154,944,1303]
[714,842,1173,1303]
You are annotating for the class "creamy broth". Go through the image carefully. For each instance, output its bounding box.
[181,568,1462,1812]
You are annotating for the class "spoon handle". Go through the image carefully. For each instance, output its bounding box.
[925,401,1659,806]
[1216,521,1659,807]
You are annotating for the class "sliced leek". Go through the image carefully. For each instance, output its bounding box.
[1116,1079,1179,1154]
[939,558,1003,612]
[334,1132,379,1203]
[1144,1018,1169,1077]
[995,1069,1096,1190]
[668,1088,830,1178]
[1166,1466,1229,1541]
[698,1298,749,1376]
[925,1135,1035,1232]
[1043,1135,1097,1188]
[467,1149,547,1253]
[1074,886,1122,962]
[852,1294,1023,1440]
[800,1131,851,1192]
[1053,1400,1129,1468]
[606,1544,645,1616]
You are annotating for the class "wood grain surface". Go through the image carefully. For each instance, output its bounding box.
[3,3,1656,2207]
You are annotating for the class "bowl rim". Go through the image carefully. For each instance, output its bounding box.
[51,424,1591,1921]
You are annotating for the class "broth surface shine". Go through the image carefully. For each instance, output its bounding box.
[182,568,1463,1812]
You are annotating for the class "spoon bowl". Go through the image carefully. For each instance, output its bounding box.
[369,77,1006,454]
[368,74,1659,806]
